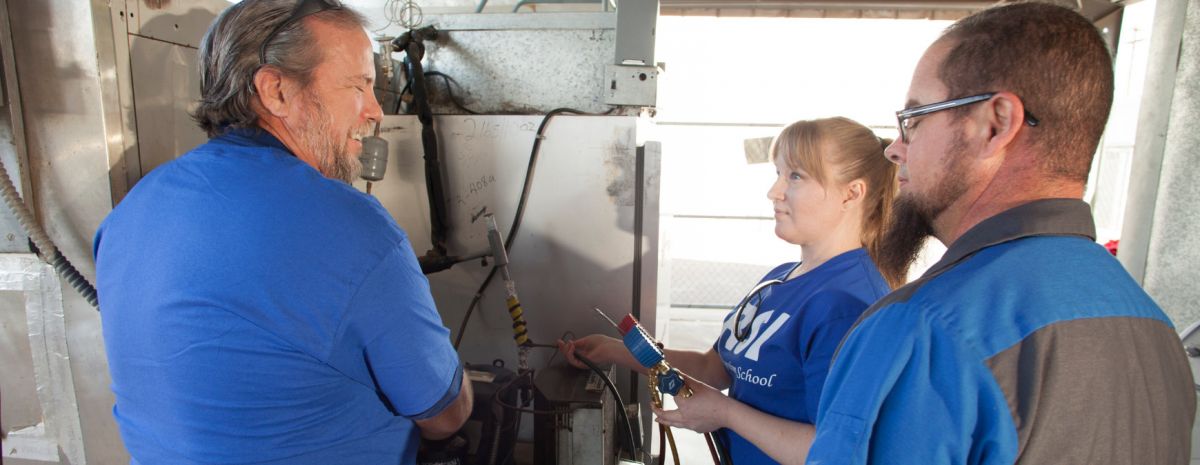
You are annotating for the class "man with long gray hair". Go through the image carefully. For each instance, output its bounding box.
[93,0,472,463]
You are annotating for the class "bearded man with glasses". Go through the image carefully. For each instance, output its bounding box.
[94,1,471,463]
[806,3,1195,465]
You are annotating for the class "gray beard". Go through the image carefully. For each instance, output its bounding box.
[296,93,362,184]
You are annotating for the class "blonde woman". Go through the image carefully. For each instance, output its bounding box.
[561,117,908,465]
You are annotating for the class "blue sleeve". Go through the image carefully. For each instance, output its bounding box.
[799,289,873,418]
[801,313,860,418]
[807,302,921,465]
[807,304,923,465]
[807,302,1010,465]
[341,244,462,419]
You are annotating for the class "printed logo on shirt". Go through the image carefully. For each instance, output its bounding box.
[719,305,791,362]
[723,362,778,387]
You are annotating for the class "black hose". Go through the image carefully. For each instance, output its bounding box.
[424,71,481,115]
[704,432,719,464]
[453,274,493,350]
[575,353,641,459]
[509,108,580,246]
[407,51,448,256]
[395,27,452,272]
[0,158,98,308]
[714,430,734,465]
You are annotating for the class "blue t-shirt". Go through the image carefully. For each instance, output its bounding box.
[94,128,462,465]
[715,248,889,465]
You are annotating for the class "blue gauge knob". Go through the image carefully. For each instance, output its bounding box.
[657,369,685,396]
[623,326,663,369]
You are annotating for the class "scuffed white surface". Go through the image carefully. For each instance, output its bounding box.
[0,254,85,465]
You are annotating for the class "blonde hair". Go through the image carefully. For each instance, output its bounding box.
[770,117,905,288]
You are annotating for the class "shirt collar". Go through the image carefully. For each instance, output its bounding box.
[923,198,1097,278]
[215,126,292,155]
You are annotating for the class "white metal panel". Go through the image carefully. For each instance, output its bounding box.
[0,0,31,253]
[128,0,223,48]
[0,254,84,465]
[107,1,141,205]
[6,0,129,462]
[361,114,659,378]
[129,35,207,176]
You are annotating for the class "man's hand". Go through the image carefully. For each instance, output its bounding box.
[414,370,473,440]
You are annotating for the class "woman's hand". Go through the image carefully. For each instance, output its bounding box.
[557,335,641,372]
[652,374,731,434]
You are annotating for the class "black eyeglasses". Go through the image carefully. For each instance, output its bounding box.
[895,92,1040,143]
[733,279,782,342]
[258,0,343,65]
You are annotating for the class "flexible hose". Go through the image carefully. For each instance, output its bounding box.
[657,424,666,465]
[664,424,680,465]
[394,26,453,274]
[705,432,720,465]
[714,430,733,465]
[0,158,98,308]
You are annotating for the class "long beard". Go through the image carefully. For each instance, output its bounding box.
[296,94,364,184]
[876,133,972,282]
[876,194,936,283]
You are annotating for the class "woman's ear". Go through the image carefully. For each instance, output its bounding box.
[843,179,866,210]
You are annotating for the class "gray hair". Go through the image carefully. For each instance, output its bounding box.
[191,0,370,137]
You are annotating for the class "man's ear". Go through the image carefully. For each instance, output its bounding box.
[253,67,292,118]
[979,91,1025,159]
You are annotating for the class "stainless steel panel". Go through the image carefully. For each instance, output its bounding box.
[129,0,223,49]
[362,114,659,378]
[534,363,617,465]
[604,64,658,107]
[1,290,37,428]
[7,0,129,462]
[636,140,660,450]
[0,0,31,253]
[129,35,207,175]
[614,0,657,65]
[563,403,615,465]
[107,0,142,205]
[0,117,29,252]
[118,1,219,188]
[384,11,617,31]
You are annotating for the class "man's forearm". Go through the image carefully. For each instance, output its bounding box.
[415,370,474,440]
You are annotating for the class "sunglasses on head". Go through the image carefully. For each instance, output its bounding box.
[258,0,343,65]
